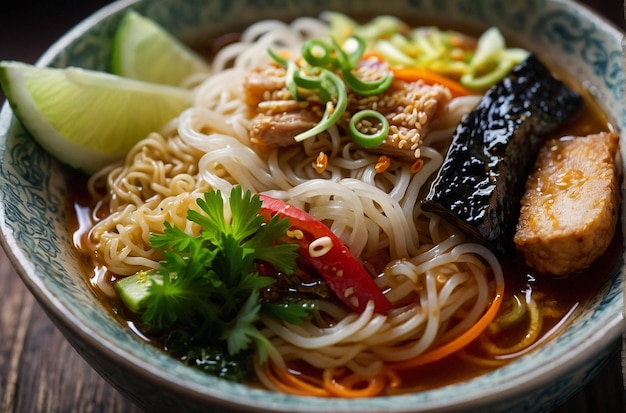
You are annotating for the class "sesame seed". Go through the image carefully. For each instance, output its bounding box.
[350,296,360,308]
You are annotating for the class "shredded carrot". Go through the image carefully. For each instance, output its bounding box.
[391,283,505,369]
[391,67,473,98]
[264,361,330,397]
[264,362,400,398]
[263,274,504,394]
[361,51,474,98]
[322,368,390,398]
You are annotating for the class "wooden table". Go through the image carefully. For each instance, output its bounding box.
[0,1,624,412]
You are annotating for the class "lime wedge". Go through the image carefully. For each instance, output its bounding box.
[112,10,210,86]
[0,61,193,174]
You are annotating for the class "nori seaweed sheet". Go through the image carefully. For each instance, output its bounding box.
[421,54,583,254]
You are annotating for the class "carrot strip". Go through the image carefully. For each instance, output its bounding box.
[266,359,403,398]
[391,67,474,97]
[322,368,388,398]
[361,51,474,97]
[392,283,505,369]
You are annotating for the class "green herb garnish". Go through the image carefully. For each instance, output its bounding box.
[115,186,314,363]
[349,109,390,148]
[269,35,393,146]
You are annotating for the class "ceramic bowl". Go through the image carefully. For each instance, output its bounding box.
[0,0,624,412]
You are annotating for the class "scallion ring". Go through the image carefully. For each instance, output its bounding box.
[342,70,394,96]
[293,67,325,89]
[294,70,348,142]
[302,39,336,69]
[328,37,354,71]
[293,68,334,102]
[341,36,367,68]
[349,110,389,148]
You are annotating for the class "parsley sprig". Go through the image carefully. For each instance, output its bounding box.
[115,186,312,362]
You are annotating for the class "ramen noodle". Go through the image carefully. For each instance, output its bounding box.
[74,13,619,396]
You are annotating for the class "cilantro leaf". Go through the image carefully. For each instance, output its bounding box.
[220,289,262,355]
[115,185,312,370]
[228,185,267,240]
[150,221,194,252]
[243,213,298,274]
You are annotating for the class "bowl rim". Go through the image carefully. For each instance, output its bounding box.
[0,0,624,411]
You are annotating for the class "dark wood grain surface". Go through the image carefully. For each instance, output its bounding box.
[0,1,624,412]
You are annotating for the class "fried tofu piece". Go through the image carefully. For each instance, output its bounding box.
[514,132,620,276]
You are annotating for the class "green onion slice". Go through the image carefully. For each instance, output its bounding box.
[293,67,335,104]
[292,67,325,90]
[268,35,393,143]
[349,110,389,148]
[268,49,301,99]
[329,37,360,70]
[294,70,348,142]
[267,48,289,67]
[340,36,367,68]
[302,39,335,69]
[342,70,393,96]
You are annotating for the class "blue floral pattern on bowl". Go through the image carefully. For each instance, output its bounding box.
[0,0,623,412]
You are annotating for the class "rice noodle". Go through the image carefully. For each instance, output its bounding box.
[82,15,498,390]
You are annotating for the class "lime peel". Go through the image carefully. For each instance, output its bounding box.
[0,60,193,174]
[112,10,210,86]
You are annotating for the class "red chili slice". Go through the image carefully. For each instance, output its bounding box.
[259,194,392,314]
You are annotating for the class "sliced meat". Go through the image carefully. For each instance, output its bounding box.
[513,132,620,276]
[243,64,291,107]
[243,61,451,161]
[249,111,320,148]
[347,79,451,161]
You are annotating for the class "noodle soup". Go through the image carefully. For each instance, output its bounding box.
[0,0,623,412]
[69,12,622,397]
